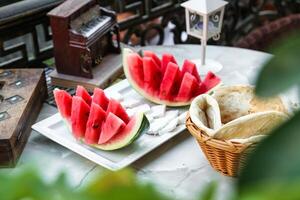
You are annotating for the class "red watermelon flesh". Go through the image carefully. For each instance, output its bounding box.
[106,99,130,124]
[99,114,139,146]
[94,112,149,150]
[176,73,199,102]
[143,50,161,68]
[159,62,180,100]
[127,53,144,88]
[109,115,139,143]
[143,57,162,95]
[76,86,92,105]
[98,112,125,144]
[198,71,221,94]
[123,48,221,106]
[53,89,72,121]
[54,85,149,150]
[71,96,90,139]
[85,103,106,144]
[161,54,177,74]
[93,88,109,110]
[182,59,201,83]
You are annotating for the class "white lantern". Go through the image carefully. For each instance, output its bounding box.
[181,0,227,75]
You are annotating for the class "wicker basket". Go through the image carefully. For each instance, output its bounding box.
[186,113,257,177]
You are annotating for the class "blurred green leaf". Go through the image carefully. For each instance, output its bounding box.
[82,169,136,193]
[0,167,170,200]
[197,182,217,200]
[52,173,80,200]
[0,167,48,200]
[239,181,300,200]
[255,32,300,97]
[81,169,170,200]
[239,110,300,189]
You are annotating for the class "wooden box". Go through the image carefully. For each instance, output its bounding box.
[0,69,47,167]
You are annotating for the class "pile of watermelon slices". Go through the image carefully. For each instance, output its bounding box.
[123,48,221,106]
[54,86,149,150]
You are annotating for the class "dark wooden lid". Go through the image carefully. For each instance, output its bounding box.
[47,0,95,18]
[0,69,44,140]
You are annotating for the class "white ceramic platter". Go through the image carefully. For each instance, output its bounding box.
[32,80,188,171]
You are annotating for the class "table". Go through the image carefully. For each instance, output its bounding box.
[8,45,276,199]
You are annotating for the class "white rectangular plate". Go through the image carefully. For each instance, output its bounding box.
[32,80,187,171]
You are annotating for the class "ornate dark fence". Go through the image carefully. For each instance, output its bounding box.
[0,0,300,68]
[106,0,300,46]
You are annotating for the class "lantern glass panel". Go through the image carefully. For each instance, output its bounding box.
[208,10,222,38]
[188,11,204,37]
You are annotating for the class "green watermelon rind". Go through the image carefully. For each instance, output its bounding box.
[123,48,222,107]
[92,112,149,151]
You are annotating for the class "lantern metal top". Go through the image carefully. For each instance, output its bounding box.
[181,0,228,15]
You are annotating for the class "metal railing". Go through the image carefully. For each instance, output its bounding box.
[0,0,300,68]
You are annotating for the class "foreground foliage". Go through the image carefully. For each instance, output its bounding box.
[0,168,169,200]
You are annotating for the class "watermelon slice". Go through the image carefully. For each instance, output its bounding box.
[54,86,149,151]
[106,99,130,123]
[98,112,126,144]
[198,71,222,95]
[71,96,90,139]
[126,53,144,88]
[143,50,161,68]
[85,103,106,144]
[93,88,109,110]
[161,54,177,74]
[182,59,201,83]
[159,62,180,100]
[123,48,221,106]
[76,86,92,105]
[53,89,72,123]
[94,112,149,151]
[176,73,199,102]
[143,57,162,95]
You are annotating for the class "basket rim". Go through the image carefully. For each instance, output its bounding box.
[185,113,255,153]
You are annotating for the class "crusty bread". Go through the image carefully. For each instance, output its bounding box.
[189,85,288,143]
[212,85,287,124]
